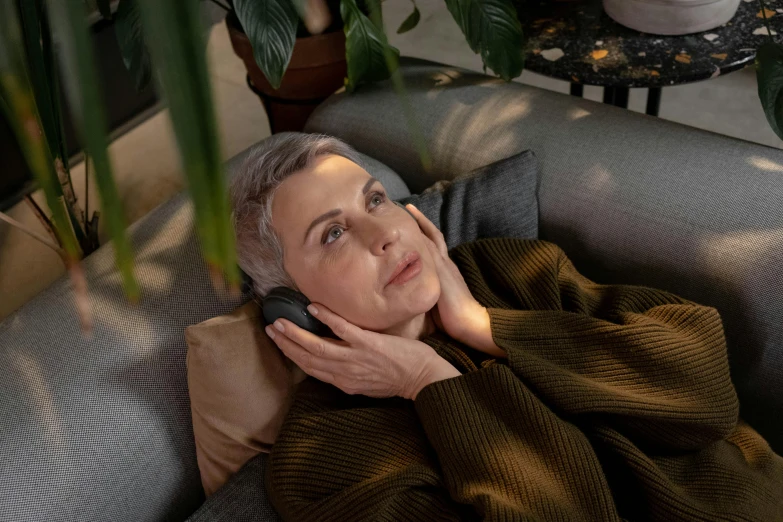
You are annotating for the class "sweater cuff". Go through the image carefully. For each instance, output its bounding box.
[414,364,505,421]
[487,307,575,346]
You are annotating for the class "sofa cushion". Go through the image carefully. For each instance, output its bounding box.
[186,300,307,497]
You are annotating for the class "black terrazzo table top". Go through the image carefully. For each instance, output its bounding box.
[516,0,781,87]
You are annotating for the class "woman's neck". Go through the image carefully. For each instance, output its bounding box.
[381,309,438,340]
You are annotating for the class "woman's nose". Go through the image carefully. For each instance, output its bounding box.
[367,218,400,255]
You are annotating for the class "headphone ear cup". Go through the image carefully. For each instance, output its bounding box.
[268,287,310,308]
[261,287,335,338]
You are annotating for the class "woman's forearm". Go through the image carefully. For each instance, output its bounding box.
[460,307,507,359]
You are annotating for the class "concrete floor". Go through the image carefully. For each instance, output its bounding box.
[0,2,779,320]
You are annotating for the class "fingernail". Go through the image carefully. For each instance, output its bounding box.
[274,320,284,332]
[307,304,318,316]
[265,325,276,339]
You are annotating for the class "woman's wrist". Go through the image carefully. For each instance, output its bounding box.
[411,359,461,401]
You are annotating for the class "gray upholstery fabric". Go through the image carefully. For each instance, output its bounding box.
[397,150,540,248]
[0,137,407,522]
[0,192,240,522]
[185,454,281,522]
[305,56,783,453]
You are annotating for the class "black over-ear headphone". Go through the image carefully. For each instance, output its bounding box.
[258,201,417,338]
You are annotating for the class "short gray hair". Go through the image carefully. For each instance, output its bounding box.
[230,133,363,297]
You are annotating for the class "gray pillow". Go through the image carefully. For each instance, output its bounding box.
[396,149,540,249]
[185,453,281,522]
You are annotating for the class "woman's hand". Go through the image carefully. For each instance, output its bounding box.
[264,303,461,400]
[406,204,505,358]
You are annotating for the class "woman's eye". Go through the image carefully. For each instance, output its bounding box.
[370,192,386,207]
[323,226,343,245]
[322,192,386,246]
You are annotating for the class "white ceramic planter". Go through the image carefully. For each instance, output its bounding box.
[603,0,742,35]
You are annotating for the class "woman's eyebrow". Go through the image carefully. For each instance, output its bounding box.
[302,177,380,245]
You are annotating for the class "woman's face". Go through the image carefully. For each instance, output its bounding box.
[271,154,441,332]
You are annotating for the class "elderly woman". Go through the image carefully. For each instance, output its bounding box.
[229,133,783,521]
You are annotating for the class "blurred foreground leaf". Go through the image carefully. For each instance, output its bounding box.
[46,0,139,300]
[136,0,240,289]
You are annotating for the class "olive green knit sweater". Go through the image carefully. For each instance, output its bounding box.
[265,237,783,521]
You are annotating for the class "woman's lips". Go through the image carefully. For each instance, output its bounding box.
[387,257,422,286]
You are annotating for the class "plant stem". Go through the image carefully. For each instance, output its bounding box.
[208,0,231,12]
[84,152,89,220]
[757,0,774,44]
[0,209,66,257]
[24,194,59,246]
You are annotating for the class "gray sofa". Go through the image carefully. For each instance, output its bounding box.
[2,56,781,522]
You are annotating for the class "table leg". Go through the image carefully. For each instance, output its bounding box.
[646,87,662,117]
[603,86,616,104]
[570,83,583,97]
[613,87,629,108]
[603,86,630,109]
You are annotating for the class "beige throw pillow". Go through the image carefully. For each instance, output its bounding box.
[185,300,307,496]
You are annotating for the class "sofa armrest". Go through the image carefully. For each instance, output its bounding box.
[186,453,281,522]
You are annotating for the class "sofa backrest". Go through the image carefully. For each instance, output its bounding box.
[304,56,783,453]
[0,134,409,522]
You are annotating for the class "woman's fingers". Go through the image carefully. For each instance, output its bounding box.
[305,302,364,344]
[405,204,448,257]
[266,320,350,374]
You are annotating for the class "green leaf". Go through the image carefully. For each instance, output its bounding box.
[135,0,239,287]
[233,0,298,90]
[442,0,524,81]
[0,1,81,259]
[19,0,58,158]
[756,41,783,141]
[114,0,152,91]
[341,0,400,92]
[97,0,111,19]
[397,1,420,34]
[46,0,139,299]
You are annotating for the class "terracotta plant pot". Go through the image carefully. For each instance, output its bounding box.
[226,13,347,134]
[603,0,741,35]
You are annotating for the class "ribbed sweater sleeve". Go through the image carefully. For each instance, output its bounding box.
[413,364,623,521]
[451,237,739,450]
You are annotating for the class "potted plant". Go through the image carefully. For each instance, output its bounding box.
[220,0,526,134]
[225,0,352,133]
